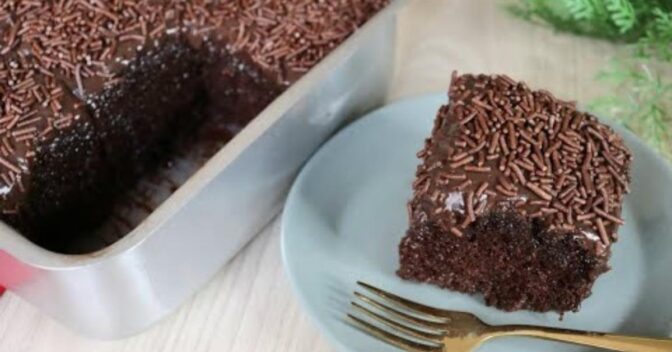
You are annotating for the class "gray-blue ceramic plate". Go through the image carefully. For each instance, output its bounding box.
[281,94,672,351]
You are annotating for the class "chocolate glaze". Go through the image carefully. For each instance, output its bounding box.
[398,73,632,313]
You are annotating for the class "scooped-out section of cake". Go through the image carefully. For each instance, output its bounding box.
[398,72,632,313]
[0,1,388,253]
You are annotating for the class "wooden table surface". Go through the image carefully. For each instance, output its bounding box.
[0,1,619,351]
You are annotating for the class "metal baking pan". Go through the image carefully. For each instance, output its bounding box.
[0,2,402,339]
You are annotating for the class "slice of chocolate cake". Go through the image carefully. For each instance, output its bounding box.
[0,1,388,252]
[398,73,632,313]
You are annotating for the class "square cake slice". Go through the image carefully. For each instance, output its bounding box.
[398,73,632,313]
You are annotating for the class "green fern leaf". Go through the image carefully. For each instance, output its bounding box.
[605,0,636,33]
[506,0,672,159]
[565,0,596,20]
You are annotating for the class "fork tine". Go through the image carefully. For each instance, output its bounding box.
[358,281,455,318]
[347,314,442,352]
[355,292,447,330]
[352,301,444,343]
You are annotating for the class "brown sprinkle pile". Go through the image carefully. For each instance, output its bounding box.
[410,72,632,248]
[0,0,387,198]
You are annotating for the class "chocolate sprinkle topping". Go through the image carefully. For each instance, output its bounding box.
[0,0,389,236]
[408,72,632,250]
[0,0,388,190]
[0,0,388,249]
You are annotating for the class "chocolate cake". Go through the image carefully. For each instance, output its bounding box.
[398,73,632,313]
[0,0,388,252]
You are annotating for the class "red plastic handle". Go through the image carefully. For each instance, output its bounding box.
[0,250,35,296]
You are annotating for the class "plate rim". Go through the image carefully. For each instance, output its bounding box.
[280,92,672,352]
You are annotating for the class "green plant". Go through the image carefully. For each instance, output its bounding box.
[507,0,672,158]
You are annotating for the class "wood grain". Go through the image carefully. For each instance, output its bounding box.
[0,1,619,351]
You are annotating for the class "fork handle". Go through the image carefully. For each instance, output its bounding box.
[492,325,672,352]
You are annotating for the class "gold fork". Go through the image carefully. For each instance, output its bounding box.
[347,281,672,352]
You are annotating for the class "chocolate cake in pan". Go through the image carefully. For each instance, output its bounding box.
[0,0,388,252]
[398,72,632,313]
